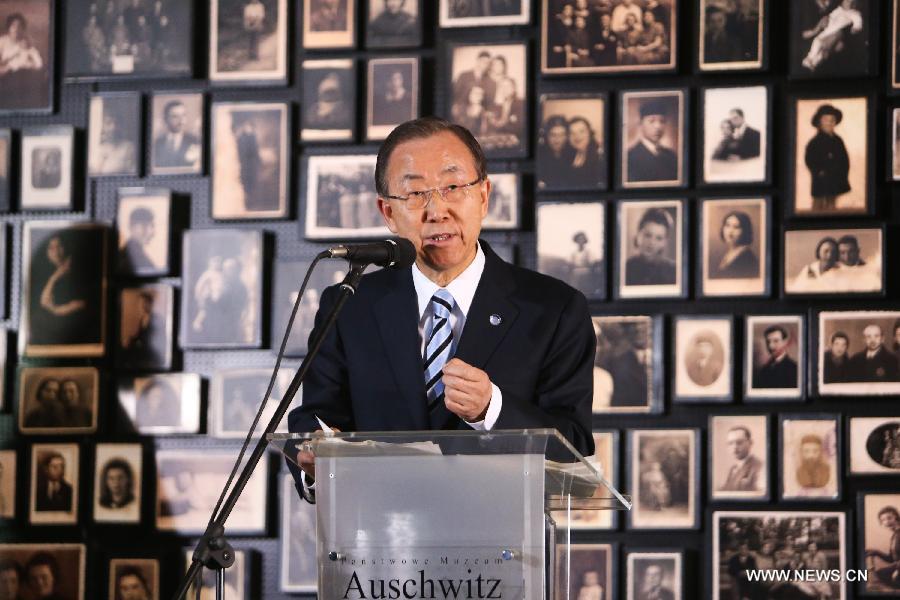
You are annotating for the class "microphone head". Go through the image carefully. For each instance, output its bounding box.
[391,238,417,269]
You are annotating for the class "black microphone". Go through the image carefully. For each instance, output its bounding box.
[326,238,417,268]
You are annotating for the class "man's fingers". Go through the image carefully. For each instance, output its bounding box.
[441,373,482,393]
[442,358,477,378]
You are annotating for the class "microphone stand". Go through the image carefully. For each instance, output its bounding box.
[172,262,368,600]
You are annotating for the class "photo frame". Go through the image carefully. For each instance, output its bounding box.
[0,544,85,599]
[699,197,770,298]
[366,57,419,142]
[118,373,201,435]
[483,172,520,230]
[185,548,247,599]
[783,225,883,297]
[619,89,687,189]
[303,154,389,240]
[301,59,356,143]
[614,198,687,300]
[87,92,141,177]
[117,187,171,277]
[0,229,6,318]
[0,328,6,410]
[555,543,616,600]
[116,284,174,372]
[210,368,297,438]
[554,431,620,530]
[19,125,75,211]
[279,474,317,592]
[591,315,664,415]
[673,315,733,403]
[628,428,699,530]
[891,107,900,181]
[365,0,422,49]
[789,0,877,79]
[149,92,203,176]
[0,0,54,113]
[744,315,805,401]
[209,0,287,84]
[709,414,770,502]
[0,128,9,211]
[536,201,606,301]
[94,443,142,524]
[698,0,766,71]
[893,0,900,91]
[0,449,15,519]
[625,550,683,600]
[858,492,900,596]
[109,559,158,600]
[700,85,770,185]
[536,93,609,192]
[440,0,530,27]
[18,366,98,435]
[29,442,79,525]
[780,413,841,502]
[848,417,900,476]
[302,0,355,49]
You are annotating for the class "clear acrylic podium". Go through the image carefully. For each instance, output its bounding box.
[270,429,630,599]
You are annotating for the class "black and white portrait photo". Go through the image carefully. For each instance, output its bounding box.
[272,259,348,356]
[710,415,769,501]
[616,199,684,299]
[0,450,14,519]
[620,89,685,188]
[366,0,421,48]
[448,42,528,158]
[212,102,288,220]
[210,0,287,83]
[279,474,317,592]
[789,0,875,78]
[150,92,203,176]
[699,0,764,71]
[29,443,78,524]
[181,229,263,348]
[117,188,170,276]
[0,544,85,600]
[701,86,768,184]
[591,316,662,415]
[542,0,677,74]
[367,57,419,141]
[0,0,52,113]
[119,373,201,435]
[629,429,698,529]
[303,0,355,48]
[19,126,74,211]
[700,197,768,297]
[793,96,869,216]
[117,284,173,371]
[300,59,355,142]
[817,310,900,396]
[93,444,141,524]
[861,493,900,595]
[674,316,732,402]
[555,544,614,600]
[626,551,681,600]
[210,368,295,438]
[109,559,158,600]
[440,0,529,27]
[849,417,900,475]
[18,367,98,435]
[745,315,803,400]
[482,172,519,229]
[0,129,8,211]
[536,94,608,191]
[20,222,107,358]
[64,0,191,80]
[303,154,389,240]
[784,227,883,295]
[781,416,840,500]
[536,201,605,300]
[87,93,140,177]
[185,549,246,600]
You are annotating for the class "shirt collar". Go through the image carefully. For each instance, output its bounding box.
[640,136,660,155]
[412,242,485,319]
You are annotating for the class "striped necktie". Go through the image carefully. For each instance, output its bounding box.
[423,290,455,418]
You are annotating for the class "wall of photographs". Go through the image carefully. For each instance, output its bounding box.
[0,0,899,598]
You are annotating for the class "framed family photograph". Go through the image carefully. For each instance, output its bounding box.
[29,442,79,525]
[626,551,682,600]
[87,92,141,177]
[19,125,75,211]
[0,544,85,600]
[700,85,769,185]
[303,0,355,49]
[20,221,108,358]
[673,315,733,403]
[698,0,766,71]
[849,417,900,475]
[0,0,53,113]
[180,229,263,348]
[117,187,171,277]
[303,154,388,240]
[536,93,608,192]
[699,197,769,298]
[18,366,98,435]
[784,226,883,296]
[279,474,317,593]
[619,89,686,189]
[94,443,142,524]
[709,414,769,502]
[366,0,422,48]
[185,549,247,600]
[366,57,419,141]
[542,0,677,74]
[447,42,528,158]
[0,449,15,519]
[536,201,605,301]
[816,310,900,396]
[116,284,174,371]
[591,315,664,415]
[150,92,203,176]
[780,414,841,501]
[440,0,530,27]
[615,198,686,300]
[272,259,348,356]
[211,101,289,220]
[300,59,356,142]
[109,559,158,600]
[791,95,871,217]
[483,172,520,230]
[789,0,877,78]
[744,315,804,400]
[555,543,615,600]
[209,0,287,84]
[859,492,900,595]
[119,373,201,435]
[0,128,9,211]
[209,368,296,438]
[628,428,699,530]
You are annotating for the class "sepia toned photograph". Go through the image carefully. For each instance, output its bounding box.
[555,543,615,600]
[150,92,203,176]
[781,415,841,501]
[272,259,348,356]
[210,367,296,438]
[212,101,288,220]
[536,93,608,191]
[536,201,605,300]
[701,86,769,184]
[0,543,85,600]
[0,232,5,319]
[542,0,677,74]
[0,129,8,211]
[893,108,900,181]
[448,42,528,158]
[700,197,768,297]
[119,373,201,435]
[303,0,355,49]
[591,316,663,414]
[789,0,876,78]
[366,0,422,48]
[698,0,765,71]
[300,59,355,142]
[20,221,108,358]
[817,311,900,396]
[0,449,14,519]
[18,367,98,435]
[181,229,263,348]
[94,443,142,524]
[303,154,389,240]
[117,187,171,276]
[440,0,529,27]
[860,492,900,595]
[156,450,267,534]
[894,0,900,90]
[629,428,698,529]
[19,125,75,211]
[210,0,287,83]
[850,417,900,475]
[674,316,733,403]
[483,172,519,229]
[620,89,686,189]
[712,511,847,600]
[116,284,174,371]
[709,415,769,501]
[280,474,317,592]
[792,96,870,216]
[626,551,682,600]
[87,93,140,177]
[745,315,804,400]
[185,548,246,599]
[0,0,53,113]
[555,431,619,530]
[366,57,419,141]
[109,559,158,600]
[784,227,883,296]
[29,442,78,525]
[615,199,685,299]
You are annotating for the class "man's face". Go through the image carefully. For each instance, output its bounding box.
[726,429,751,460]
[644,565,662,587]
[709,11,726,32]
[831,337,848,357]
[28,565,53,597]
[46,457,64,482]
[476,56,490,73]
[739,544,750,557]
[131,220,155,245]
[106,467,129,499]
[389,72,404,89]
[39,381,60,404]
[385,0,403,13]
[838,242,859,266]
[636,222,668,260]
[819,114,837,135]
[118,574,148,600]
[879,511,899,530]
[165,104,186,134]
[697,341,714,361]
[0,568,20,600]
[800,441,822,463]
[640,114,666,144]
[864,325,883,352]
[765,331,787,356]
[729,110,744,128]
[62,382,79,407]
[808,542,818,554]
[547,125,567,153]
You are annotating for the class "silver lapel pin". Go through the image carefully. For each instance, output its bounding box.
[489,314,502,326]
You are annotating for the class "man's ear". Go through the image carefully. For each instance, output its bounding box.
[377,197,399,234]
[479,178,492,218]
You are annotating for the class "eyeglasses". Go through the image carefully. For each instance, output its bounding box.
[382,177,483,210]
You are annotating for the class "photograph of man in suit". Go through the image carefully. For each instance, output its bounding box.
[849,324,900,383]
[712,107,761,162]
[0,558,24,600]
[152,99,201,172]
[719,426,763,493]
[823,331,851,383]
[635,562,675,600]
[686,333,723,387]
[114,565,151,600]
[368,0,417,44]
[752,325,798,389]
[626,98,678,184]
[34,452,73,513]
[288,116,596,500]
[24,552,66,600]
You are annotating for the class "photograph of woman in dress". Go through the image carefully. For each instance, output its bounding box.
[709,210,759,279]
[0,7,49,112]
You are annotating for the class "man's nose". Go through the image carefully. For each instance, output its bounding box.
[423,191,450,220]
